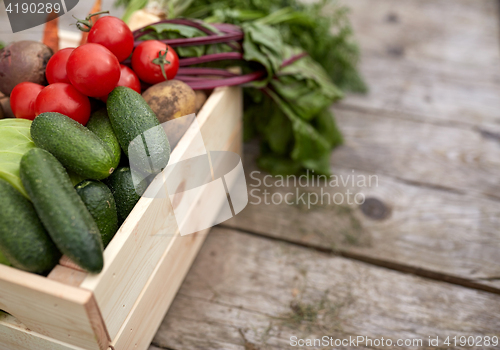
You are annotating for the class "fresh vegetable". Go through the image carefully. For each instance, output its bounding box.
[10,82,44,120]
[105,166,145,225]
[42,11,59,53]
[132,18,344,174]
[79,0,103,46]
[45,48,74,84]
[194,90,207,113]
[0,41,52,96]
[116,65,141,94]
[68,170,87,186]
[116,0,367,175]
[35,83,91,125]
[142,79,196,123]
[20,148,104,273]
[127,0,366,93]
[67,43,121,98]
[86,109,122,166]
[142,79,196,148]
[76,180,118,247]
[0,178,60,274]
[0,118,35,198]
[31,113,117,180]
[86,16,134,62]
[100,65,141,102]
[131,40,179,84]
[107,87,170,174]
[0,96,15,119]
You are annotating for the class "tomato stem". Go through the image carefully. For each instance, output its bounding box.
[151,46,171,81]
[74,11,109,32]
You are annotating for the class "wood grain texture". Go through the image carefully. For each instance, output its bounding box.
[153,228,500,350]
[344,0,500,66]
[48,265,87,287]
[329,107,500,198]
[0,313,85,350]
[223,144,500,291]
[0,265,106,350]
[112,229,209,350]
[80,85,243,340]
[336,0,500,129]
[339,55,500,129]
[112,119,243,350]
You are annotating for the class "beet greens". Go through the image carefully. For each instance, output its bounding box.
[131,10,356,174]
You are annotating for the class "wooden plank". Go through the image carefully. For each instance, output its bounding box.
[113,229,209,350]
[339,55,500,129]
[112,124,243,350]
[329,107,500,197]
[344,0,500,67]
[223,142,500,291]
[48,266,88,287]
[80,85,243,339]
[152,228,500,350]
[0,313,85,350]
[0,265,108,350]
[333,0,500,129]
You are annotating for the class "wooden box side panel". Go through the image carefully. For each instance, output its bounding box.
[0,313,85,350]
[0,265,108,350]
[80,86,243,339]
[113,109,243,350]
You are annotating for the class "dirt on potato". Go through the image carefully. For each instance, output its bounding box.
[142,80,197,124]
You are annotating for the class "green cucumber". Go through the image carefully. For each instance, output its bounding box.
[31,112,116,180]
[107,87,170,176]
[76,180,118,248]
[0,178,60,273]
[87,109,121,167]
[105,167,146,225]
[20,148,104,273]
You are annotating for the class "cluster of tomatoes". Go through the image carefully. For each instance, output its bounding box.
[10,15,179,125]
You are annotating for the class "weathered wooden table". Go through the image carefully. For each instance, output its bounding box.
[150,0,500,348]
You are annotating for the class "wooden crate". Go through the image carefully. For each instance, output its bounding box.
[0,82,243,349]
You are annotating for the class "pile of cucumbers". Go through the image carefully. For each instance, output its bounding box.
[0,87,170,274]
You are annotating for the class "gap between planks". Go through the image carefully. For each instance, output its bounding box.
[152,227,500,350]
[218,224,500,296]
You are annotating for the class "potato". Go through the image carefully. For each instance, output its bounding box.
[142,80,197,149]
[142,80,197,123]
[195,90,208,113]
[0,41,52,96]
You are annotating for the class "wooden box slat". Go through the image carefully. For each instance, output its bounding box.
[79,85,243,339]
[0,266,108,349]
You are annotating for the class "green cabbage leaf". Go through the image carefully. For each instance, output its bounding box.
[0,119,35,198]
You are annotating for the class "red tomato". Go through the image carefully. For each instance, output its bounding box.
[87,16,134,62]
[45,48,74,84]
[35,83,91,125]
[66,43,121,98]
[100,65,141,102]
[10,82,44,120]
[131,40,179,85]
